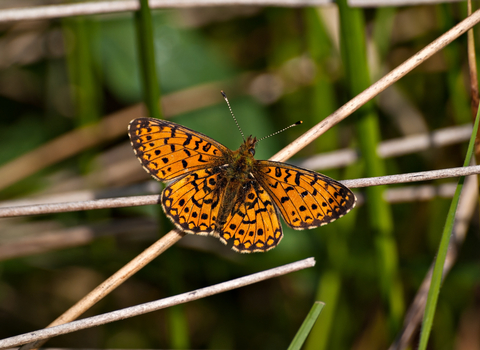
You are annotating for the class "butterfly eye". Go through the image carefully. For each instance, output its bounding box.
[249,148,255,156]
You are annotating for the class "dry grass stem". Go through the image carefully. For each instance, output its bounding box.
[294,123,472,170]
[0,1,335,23]
[0,257,316,350]
[0,104,142,192]
[0,195,161,218]
[271,9,480,163]
[0,182,160,209]
[1,165,479,218]
[0,0,467,24]
[1,122,469,211]
[388,174,479,350]
[342,165,480,188]
[350,0,463,6]
[468,1,479,116]
[16,229,185,350]
[384,183,456,203]
[0,218,157,261]
[467,1,480,154]
[0,182,460,261]
[357,182,458,205]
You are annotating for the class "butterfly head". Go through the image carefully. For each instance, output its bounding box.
[221,90,301,158]
[231,135,258,171]
[243,135,257,157]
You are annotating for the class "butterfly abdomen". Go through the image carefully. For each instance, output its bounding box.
[215,163,255,232]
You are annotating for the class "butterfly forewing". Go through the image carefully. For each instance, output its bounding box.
[254,161,356,230]
[128,118,229,181]
[219,180,283,253]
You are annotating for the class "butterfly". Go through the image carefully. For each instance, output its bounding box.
[128,96,356,253]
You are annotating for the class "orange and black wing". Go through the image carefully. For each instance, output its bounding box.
[162,168,225,235]
[129,118,229,181]
[254,161,356,230]
[218,180,283,253]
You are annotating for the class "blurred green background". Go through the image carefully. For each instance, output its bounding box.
[0,2,479,349]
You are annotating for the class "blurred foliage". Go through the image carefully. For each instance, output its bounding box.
[0,2,480,350]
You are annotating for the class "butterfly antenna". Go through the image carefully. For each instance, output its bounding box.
[221,91,245,141]
[256,121,303,144]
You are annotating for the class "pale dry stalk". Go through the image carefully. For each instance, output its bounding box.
[1,165,480,218]
[0,257,315,349]
[271,8,480,163]
[17,230,185,350]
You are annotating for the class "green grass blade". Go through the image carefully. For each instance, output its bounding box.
[63,16,101,126]
[134,0,162,119]
[337,0,404,332]
[304,271,341,350]
[287,301,325,350]
[418,101,480,350]
[62,16,101,174]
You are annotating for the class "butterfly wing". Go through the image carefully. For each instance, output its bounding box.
[218,180,283,253]
[254,161,356,229]
[128,118,229,181]
[162,168,226,235]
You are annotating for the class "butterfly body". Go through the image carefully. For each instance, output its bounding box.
[129,117,356,253]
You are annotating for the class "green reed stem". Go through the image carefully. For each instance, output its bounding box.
[63,16,100,126]
[418,93,480,350]
[63,15,102,179]
[337,0,404,333]
[287,302,325,350]
[134,0,162,119]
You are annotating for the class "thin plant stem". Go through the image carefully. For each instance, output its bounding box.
[0,0,468,23]
[388,174,478,350]
[417,97,480,350]
[467,0,479,122]
[2,165,480,218]
[287,302,325,350]
[0,182,464,262]
[1,257,316,350]
[17,229,185,350]
[271,8,480,163]
[0,122,471,212]
[134,0,162,119]
[337,0,402,331]
[0,218,158,261]
[294,124,472,170]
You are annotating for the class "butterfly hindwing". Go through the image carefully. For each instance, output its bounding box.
[162,168,225,235]
[255,161,356,230]
[128,118,229,181]
[219,180,283,253]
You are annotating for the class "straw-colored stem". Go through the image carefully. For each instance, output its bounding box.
[1,257,316,350]
[18,229,185,350]
[271,8,480,163]
[2,165,480,218]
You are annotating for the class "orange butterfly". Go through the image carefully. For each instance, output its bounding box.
[128,96,356,253]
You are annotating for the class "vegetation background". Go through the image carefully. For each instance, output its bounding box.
[0,1,479,349]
